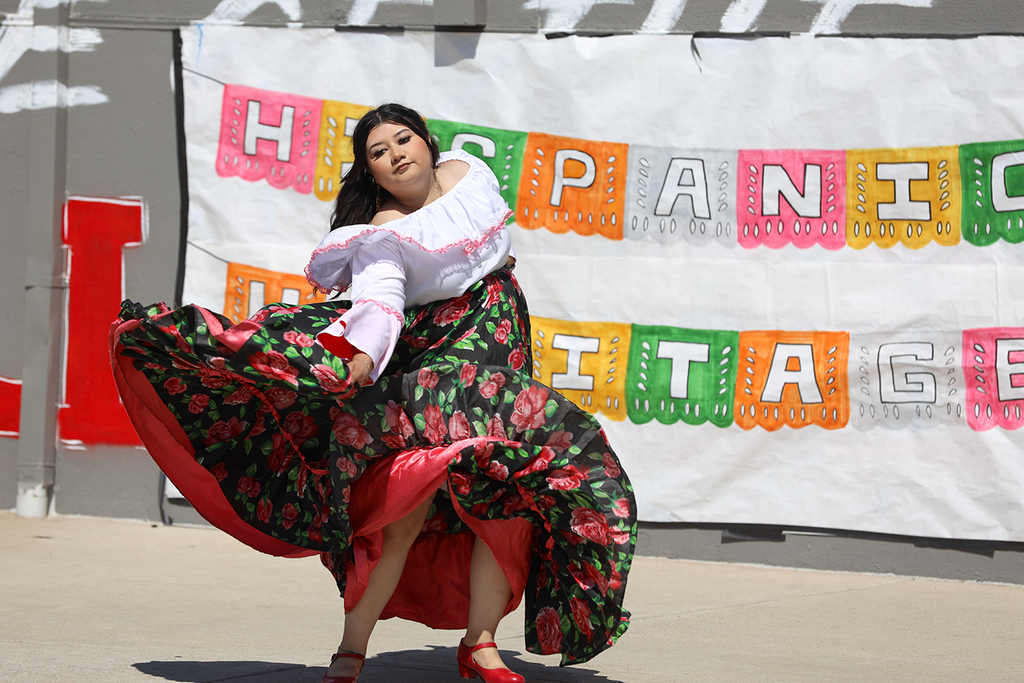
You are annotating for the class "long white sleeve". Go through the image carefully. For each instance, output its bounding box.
[315,237,406,382]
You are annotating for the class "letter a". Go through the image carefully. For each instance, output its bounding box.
[654,158,711,218]
[761,343,823,404]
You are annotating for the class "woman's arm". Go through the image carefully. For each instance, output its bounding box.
[315,237,407,384]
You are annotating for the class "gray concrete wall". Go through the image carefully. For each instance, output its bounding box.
[0,6,31,510]
[67,0,1024,35]
[54,25,180,520]
[638,526,1024,584]
[2,0,1024,581]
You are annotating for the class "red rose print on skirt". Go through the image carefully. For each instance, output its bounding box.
[546,464,589,491]
[472,441,494,468]
[203,416,248,446]
[570,507,611,545]
[399,334,431,349]
[448,410,471,441]
[432,292,471,325]
[485,279,502,307]
[450,471,473,496]
[335,454,359,479]
[459,362,477,387]
[384,400,415,438]
[569,560,610,596]
[485,460,509,481]
[163,377,186,395]
[265,387,297,409]
[608,564,623,592]
[248,350,299,386]
[256,497,273,523]
[544,430,573,452]
[494,318,512,345]
[223,386,253,405]
[283,330,314,347]
[280,503,298,529]
[515,446,556,479]
[210,463,228,482]
[266,433,293,473]
[478,372,506,399]
[536,606,563,655]
[311,364,348,392]
[187,394,210,414]
[237,476,261,498]
[609,526,631,545]
[507,347,526,371]
[485,413,506,438]
[423,404,448,444]
[570,597,594,642]
[332,412,373,449]
[199,373,231,389]
[511,385,549,431]
[418,368,439,389]
[602,452,621,478]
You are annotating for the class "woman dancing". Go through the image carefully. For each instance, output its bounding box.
[110,103,635,683]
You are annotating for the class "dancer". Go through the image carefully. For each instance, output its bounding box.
[110,104,635,683]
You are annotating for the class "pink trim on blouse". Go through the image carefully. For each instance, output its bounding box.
[304,210,512,294]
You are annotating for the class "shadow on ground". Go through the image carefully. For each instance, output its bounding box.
[134,645,623,682]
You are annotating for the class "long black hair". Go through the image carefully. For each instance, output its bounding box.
[329,103,440,231]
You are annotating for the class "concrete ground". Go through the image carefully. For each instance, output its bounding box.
[1,511,1022,683]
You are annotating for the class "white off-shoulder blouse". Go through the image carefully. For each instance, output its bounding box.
[304,149,514,382]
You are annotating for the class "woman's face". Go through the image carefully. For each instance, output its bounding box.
[364,121,433,196]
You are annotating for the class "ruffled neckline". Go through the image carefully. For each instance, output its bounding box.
[305,149,513,293]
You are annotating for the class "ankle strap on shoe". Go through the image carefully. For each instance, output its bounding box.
[331,651,366,663]
[468,641,498,653]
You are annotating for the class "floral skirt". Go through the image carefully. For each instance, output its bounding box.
[110,267,635,665]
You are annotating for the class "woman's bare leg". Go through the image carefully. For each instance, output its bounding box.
[462,535,514,670]
[326,494,435,678]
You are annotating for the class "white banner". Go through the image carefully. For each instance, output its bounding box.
[181,26,1024,541]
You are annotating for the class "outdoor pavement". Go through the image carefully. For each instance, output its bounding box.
[1,510,1022,683]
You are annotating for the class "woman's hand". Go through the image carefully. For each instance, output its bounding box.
[347,353,375,386]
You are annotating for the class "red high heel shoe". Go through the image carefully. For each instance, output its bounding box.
[321,651,365,683]
[456,640,525,683]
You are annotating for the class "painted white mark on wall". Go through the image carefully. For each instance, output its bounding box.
[0,80,107,113]
[0,1,108,114]
[640,0,688,33]
[202,0,303,24]
[807,0,933,35]
[721,0,933,34]
[720,0,769,32]
[523,0,634,32]
[347,0,431,26]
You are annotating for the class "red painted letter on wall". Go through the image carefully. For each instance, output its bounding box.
[0,377,21,438]
[59,198,144,445]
